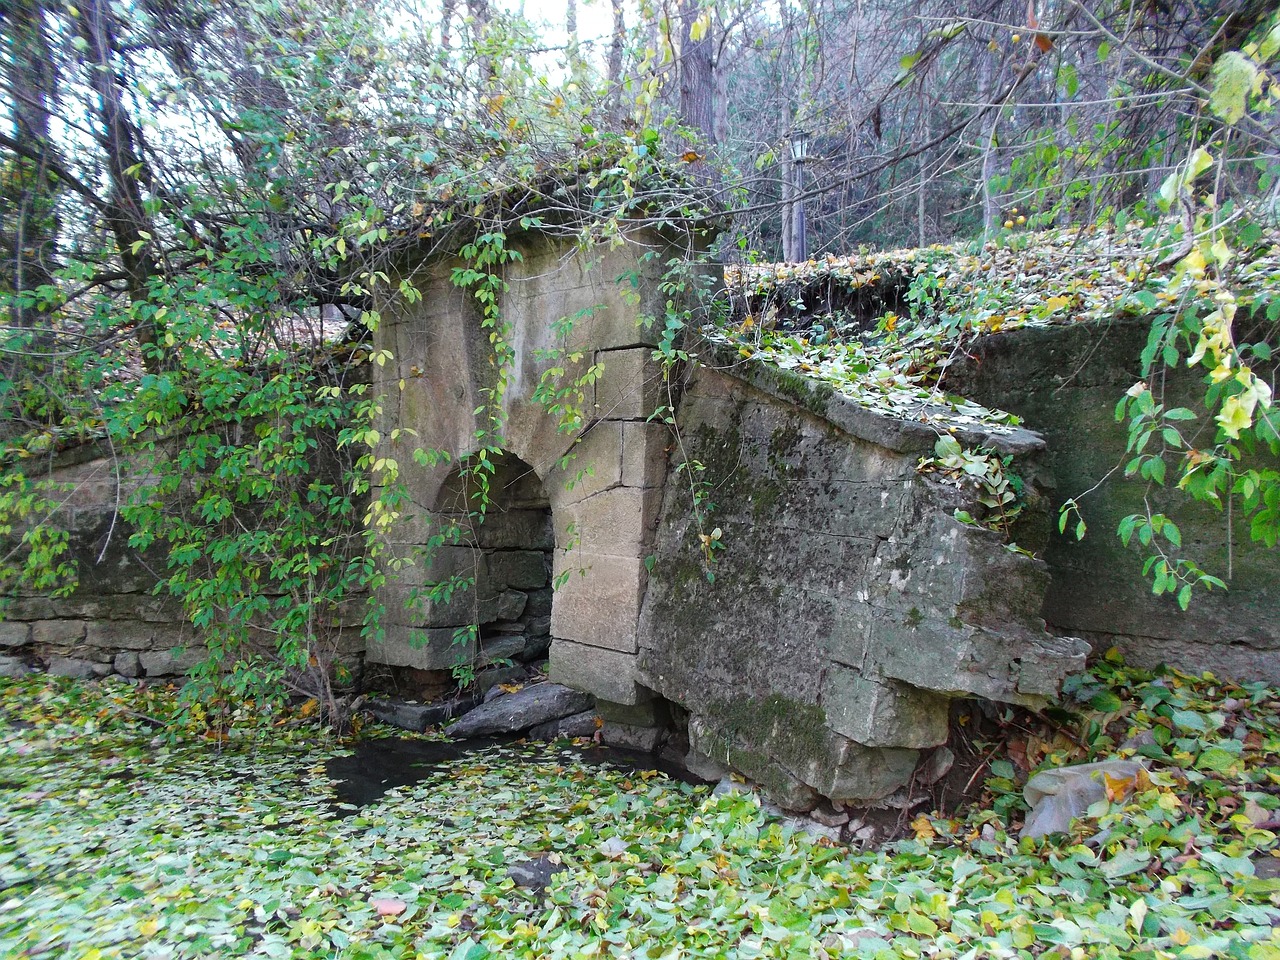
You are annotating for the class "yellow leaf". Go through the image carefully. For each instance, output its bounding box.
[911,814,936,842]
[1104,772,1135,802]
[138,917,162,937]
[1170,928,1191,946]
[1044,295,1073,312]
[689,12,711,41]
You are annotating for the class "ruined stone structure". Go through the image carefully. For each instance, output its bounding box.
[9,224,1278,811]
[365,225,1087,808]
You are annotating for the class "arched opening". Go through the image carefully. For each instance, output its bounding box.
[431,452,554,669]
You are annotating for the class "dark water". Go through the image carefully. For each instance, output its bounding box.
[325,736,710,812]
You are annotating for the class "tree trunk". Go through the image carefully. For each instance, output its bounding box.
[606,0,626,117]
[678,0,716,148]
[76,0,163,366]
[3,0,59,333]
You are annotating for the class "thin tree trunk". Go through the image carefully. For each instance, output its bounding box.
[678,0,716,147]
[77,0,164,367]
[4,0,59,335]
[606,0,625,116]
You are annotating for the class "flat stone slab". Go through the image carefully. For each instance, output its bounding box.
[447,682,593,739]
[365,695,480,733]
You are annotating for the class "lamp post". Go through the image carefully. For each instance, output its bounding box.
[789,128,811,262]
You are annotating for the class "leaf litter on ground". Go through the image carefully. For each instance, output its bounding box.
[1,652,1279,959]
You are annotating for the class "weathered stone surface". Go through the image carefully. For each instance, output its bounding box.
[473,664,527,696]
[488,551,548,589]
[948,317,1280,682]
[477,633,526,665]
[545,421,623,502]
[548,640,646,706]
[820,665,950,748]
[32,620,88,647]
[601,721,664,753]
[621,421,668,489]
[551,553,646,652]
[0,621,30,648]
[84,620,185,652]
[139,648,205,677]
[0,655,33,678]
[365,695,480,733]
[369,626,477,671]
[688,706,919,807]
[446,682,593,738]
[529,709,600,740]
[113,651,142,678]
[48,656,102,679]
[557,487,662,559]
[593,347,661,421]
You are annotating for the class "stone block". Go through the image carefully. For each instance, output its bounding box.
[113,651,142,678]
[0,621,31,648]
[139,648,206,677]
[0,655,32,678]
[48,656,104,679]
[475,509,555,550]
[549,640,647,706]
[546,422,623,502]
[478,633,526,665]
[366,626,477,671]
[550,553,646,652]
[32,620,87,647]
[593,347,661,421]
[820,664,950,749]
[488,551,549,590]
[602,721,664,752]
[85,621,186,652]
[558,487,662,558]
[621,421,669,488]
[529,709,600,740]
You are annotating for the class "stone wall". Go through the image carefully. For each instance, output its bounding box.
[634,345,1087,809]
[947,317,1280,683]
[0,443,196,680]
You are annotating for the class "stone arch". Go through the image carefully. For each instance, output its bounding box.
[430,452,555,669]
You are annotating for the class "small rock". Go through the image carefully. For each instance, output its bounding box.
[528,710,600,740]
[600,722,664,753]
[47,656,99,679]
[506,854,565,895]
[478,633,526,665]
[809,801,851,828]
[113,651,142,678]
[713,777,753,797]
[0,655,32,678]
[783,816,841,843]
[473,664,527,697]
[684,748,729,783]
[917,746,955,785]
[447,682,593,738]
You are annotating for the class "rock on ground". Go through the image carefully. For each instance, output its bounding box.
[447,682,593,738]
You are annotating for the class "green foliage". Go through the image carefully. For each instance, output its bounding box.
[919,435,1025,540]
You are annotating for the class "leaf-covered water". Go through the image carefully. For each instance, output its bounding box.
[2,661,1279,958]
